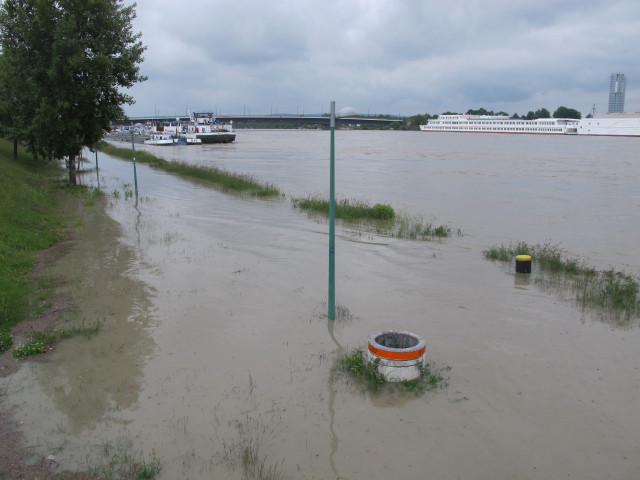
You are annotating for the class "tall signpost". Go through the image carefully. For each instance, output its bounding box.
[328,102,336,320]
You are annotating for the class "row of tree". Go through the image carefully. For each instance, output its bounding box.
[464,106,582,120]
[0,0,146,184]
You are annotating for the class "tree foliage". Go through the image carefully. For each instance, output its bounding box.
[0,0,146,183]
[535,108,551,119]
[553,106,582,119]
[397,113,436,130]
[465,107,510,117]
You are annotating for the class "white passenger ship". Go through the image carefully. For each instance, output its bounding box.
[419,115,579,135]
[420,113,640,136]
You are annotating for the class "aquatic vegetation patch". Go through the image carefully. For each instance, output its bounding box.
[483,241,640,323]
[98,142,281,197]
[220,414,284,480]
[11,320,103,359]
[11,339,48,358]
[89,436,161,480]
[334,348,450,395]
[292,194,453,240]
[292,195,395,221]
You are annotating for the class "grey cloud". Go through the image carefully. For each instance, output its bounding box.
[125,0,640,117]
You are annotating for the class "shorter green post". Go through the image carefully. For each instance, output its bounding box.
[95,149,100,186]
[131,130,139,197]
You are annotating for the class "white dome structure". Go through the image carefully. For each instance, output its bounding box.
[337,106,358,117]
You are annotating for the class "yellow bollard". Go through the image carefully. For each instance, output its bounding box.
[515,254,532,273]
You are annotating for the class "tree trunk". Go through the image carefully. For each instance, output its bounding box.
[13,139,18,159]
[68,155,77,185]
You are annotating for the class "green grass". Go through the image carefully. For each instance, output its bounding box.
[292,195,395,221]
[98,142,281,197]
[292,194,453,240]
[334,348,450,395]
[89,436,162,480]
[0,328,12,353]
[12,320,103,359]
[221,415,284,480]
[0,139,67,332]
[484,241,640,321]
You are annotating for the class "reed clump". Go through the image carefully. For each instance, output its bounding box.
[98,142,281,197]
[292,194,452,240]
[483,241,640,322]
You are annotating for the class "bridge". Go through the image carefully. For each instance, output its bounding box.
[124,114,403,128]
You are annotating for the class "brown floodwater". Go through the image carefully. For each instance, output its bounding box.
[2,131,639,479]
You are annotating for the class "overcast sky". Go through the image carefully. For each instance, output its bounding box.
[124,0,640,118]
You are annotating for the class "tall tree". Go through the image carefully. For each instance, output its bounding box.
[553,106,582,119]
[534,108,551,119]
[0,0,146,183]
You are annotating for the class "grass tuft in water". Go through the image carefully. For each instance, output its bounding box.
[292,195,395,221]
[89,436,161,480]
[98,142,280,197]
[134,460,162,480]
[292,194,452,240]
[11,320,103,358]
[221,414,284,480]
[335,348,450,395]
[483,241,640,321]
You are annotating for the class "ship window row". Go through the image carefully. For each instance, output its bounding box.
[426,127,564,132]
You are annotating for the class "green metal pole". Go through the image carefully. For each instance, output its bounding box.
[95,149,100,187]
[328,101,336,320]
[131,130,139,197]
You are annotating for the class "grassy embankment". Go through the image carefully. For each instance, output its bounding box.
[484,241,640,323]
[98,141,281,197]
[0,140,105,356]
[0,140,69,353]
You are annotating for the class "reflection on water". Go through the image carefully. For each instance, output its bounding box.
[1,196,155,439]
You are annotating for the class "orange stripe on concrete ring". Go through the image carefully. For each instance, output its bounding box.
[368,343,426,361]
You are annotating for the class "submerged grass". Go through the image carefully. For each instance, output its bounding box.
[484,241,640,322]
[335,348,450,396]
[11,320,103,359]
[292,194,453,240]
[89,436,161,480]
[98,142,281,197]
[221,414,284,480]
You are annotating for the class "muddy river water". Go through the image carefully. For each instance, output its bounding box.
[2,130,639,479]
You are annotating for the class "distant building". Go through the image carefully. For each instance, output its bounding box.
[608,73,626,113]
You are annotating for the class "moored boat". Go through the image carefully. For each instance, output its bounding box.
[420,115,579,135]
[145,113,236,144]
[144,133,176,145]
[187,112,236,144]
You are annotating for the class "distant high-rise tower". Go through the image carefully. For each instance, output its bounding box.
[608,73,626,113]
